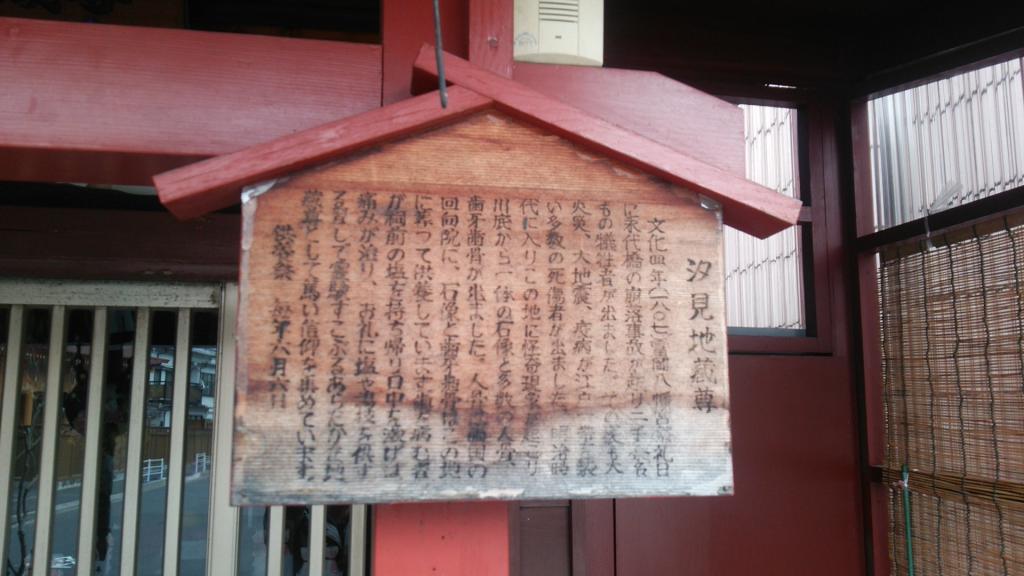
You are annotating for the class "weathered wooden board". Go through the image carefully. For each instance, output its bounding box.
[234,112,731,504]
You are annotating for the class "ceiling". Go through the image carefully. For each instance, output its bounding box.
[2,0,1024,93]
[602,2,1024,94]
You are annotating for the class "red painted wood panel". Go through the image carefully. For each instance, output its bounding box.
[868,483,891,576]
[854,255,881,466]
[519,506,571,576]
[469,0,514,77]
[412,46,801,238]
[615,355,864,576]
[513,63,745,178]
[155,86,492,219]
[381,0,469,104]
[0,206,239,281]
[0,17,381,185]
[571,501,614,576]
[374,502,510,576]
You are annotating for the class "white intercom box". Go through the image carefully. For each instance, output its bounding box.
[514,0,603,67]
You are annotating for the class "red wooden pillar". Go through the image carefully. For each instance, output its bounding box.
[373,3,513,575]
[381,0,469,104]
[468,0,514,77]
[850,99,890,576]
[374,503,510,576]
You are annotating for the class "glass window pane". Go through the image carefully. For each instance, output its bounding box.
[92,308,138,575]
[237,508,269,576]
[48,309,94,573]
[4,307,52,576]
[136,310,179,576]
[0,307,8,429]
[727,105,805,330]
[724,225,805,330]
[178,310,218,576]
[283,507,311,576]
[869,58,1024,230]
[240,506,353,576]
[323,506,351,576]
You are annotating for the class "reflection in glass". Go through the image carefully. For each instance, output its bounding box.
[4,308,52,576]
[178,310,219,576]
[273,506,352,576]
[236,508,269,576]
[321,506,352,576]
[0,307,8,430]
[135,310,178,576]
[282,507,310,576]
[48,309,95,574]
[91,309,137,575]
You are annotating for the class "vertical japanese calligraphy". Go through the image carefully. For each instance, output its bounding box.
[325,191,350,482]
[241,188,730,502]
[234,113,731,504]
[296,189,323,481]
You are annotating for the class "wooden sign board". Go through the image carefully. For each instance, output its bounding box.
[234,111,731,504]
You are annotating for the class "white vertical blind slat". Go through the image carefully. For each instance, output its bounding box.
[162,309,191,576]
[31,306,67,576]
[119,308,151,576]
[0,305,25,573]
[76,308,108,576]
[267,506,285,576]
[349,505,368,576]
[309,505,326,576]
[208,285,240,575]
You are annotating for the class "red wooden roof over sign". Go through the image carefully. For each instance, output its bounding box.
[154,49,800,238]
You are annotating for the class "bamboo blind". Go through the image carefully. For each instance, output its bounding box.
[881,216,1024,574]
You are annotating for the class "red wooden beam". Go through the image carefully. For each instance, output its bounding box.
[155,86,492,219]
[0,15,749,194]
[0,206,239,281]
[470,0,744,178]
[413,45,801,238]
[0,17,381,185]
[513,62,746,178]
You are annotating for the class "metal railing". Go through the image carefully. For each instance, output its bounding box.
[142,458,168,483]
[0,280,368,576]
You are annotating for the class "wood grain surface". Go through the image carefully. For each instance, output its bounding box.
[470,0,515,77]
[412,45,801,239]
[156,86,492,220]
[0,17,381,185]
[513,62,746,178]
[234,112,731,505]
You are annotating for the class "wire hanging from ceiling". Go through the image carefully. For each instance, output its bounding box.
[432,0,448,108]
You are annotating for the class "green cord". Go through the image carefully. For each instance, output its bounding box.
[902,465,915,576]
